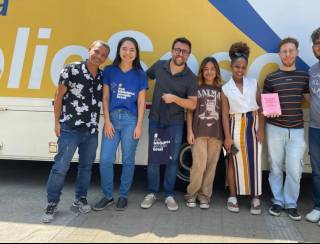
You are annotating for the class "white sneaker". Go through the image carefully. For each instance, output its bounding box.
[250,198,262,215]
[141,194,157,209]
[186,198,197,208]
[165,196,179,211]
[306,209,320,223]
[199,202,210,210]
[227,197,240,213]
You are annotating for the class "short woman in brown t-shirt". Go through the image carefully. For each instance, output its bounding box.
[185,57,224,209]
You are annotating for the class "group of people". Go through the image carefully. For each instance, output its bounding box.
[41,28,320,228]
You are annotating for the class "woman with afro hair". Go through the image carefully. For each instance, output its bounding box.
[221,42,265,215]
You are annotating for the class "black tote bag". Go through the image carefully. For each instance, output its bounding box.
[148,101,176,165]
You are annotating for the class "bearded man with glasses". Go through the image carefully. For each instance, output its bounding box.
[140,37,198,212]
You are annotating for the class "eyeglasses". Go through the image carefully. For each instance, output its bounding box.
[173,48,190,57]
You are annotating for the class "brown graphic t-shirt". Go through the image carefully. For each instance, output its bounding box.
[192,85,224,141]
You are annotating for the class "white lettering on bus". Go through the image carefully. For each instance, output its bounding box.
[7,28,30,88]
[1,28,284,90]
[28,28,52,89]
[0,48,4,79]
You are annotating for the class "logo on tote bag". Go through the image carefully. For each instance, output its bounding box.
[148,127,176,164]
[153,134,171,157]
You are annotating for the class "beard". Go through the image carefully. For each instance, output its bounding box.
[172,57,186,67]
[281,60,296,68]
[313,49,320,61]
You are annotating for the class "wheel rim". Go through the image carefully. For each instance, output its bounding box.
[177,145,193,182]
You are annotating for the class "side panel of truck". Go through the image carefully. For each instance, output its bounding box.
[0,0,319,172]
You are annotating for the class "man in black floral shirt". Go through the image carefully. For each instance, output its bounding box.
[42,41,110,223]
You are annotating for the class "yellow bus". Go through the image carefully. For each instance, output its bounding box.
[0,0,317,180]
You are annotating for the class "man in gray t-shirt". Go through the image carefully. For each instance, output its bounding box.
[306,28,320,225]
[309,61,320,128]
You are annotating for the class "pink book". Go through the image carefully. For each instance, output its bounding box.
[261,93,282,116]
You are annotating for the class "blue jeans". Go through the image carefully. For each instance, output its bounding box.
[309,127,320,211]
[266,124,306,209]
[47,124,98,203]
[99,110,139,199]
[147,120,184,198]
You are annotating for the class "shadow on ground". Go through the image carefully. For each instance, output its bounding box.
[0,160,318,243]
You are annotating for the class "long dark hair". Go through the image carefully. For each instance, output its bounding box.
[198,57,222,87]
[112,37,143,70]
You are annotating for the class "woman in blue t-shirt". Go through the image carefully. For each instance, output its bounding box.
[94,37,148,211]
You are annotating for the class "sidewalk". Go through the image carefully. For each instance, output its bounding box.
[0,161,318,243]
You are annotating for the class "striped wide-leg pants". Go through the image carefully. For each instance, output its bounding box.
[230,111,262,196]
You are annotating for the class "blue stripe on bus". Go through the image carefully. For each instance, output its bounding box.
[0,0,9,16]
[208,0,309,71]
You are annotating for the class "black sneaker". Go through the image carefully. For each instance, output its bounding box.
[287,208,302,221]
[115,197,128,211]
[41,203,58,223]
[269,204,282,217]
[93,197,114,211]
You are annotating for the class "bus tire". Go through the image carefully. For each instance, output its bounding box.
[175,143,193,192]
